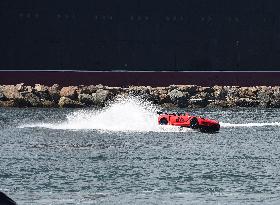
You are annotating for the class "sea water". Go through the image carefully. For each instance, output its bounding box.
[1,97,280,204]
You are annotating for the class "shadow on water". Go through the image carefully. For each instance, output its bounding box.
[0,192,17,205]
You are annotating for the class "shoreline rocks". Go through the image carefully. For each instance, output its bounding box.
[1,84,280,108]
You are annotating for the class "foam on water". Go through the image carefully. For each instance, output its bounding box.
[221,122,280,128]
[20,96,191,133]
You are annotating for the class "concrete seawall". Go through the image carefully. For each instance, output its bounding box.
[1,84,280,108]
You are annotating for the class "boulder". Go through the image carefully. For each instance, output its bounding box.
[158,93,171,104]
[189,92,212,107]
[34,90,51,101]
[60,86,78,100]
[96,84,104,89]
[33,84,52,101]
[25,86,34,93]
[129,86,151,94]
[168,89,188,108]
[78,86,94,95]
[58,97,84,108]
[104,86,122,95]
[208,100,234,108]
[21,92,41,107]
[236,98,259,107]
[268,87,280,108]
[213,86,228,100]
[92,89,111,106]
[198,86,214,94]
[0,100,16,107]
[13,98,31,107]
[48,84,61,102]
[41,100,56,108]
[257,87,272,107]
[16,83,25,92]
[224,86,240,105]
[226,86,240,98]
[78,94,95,106]
[239,87,258,99]
[0,92,6,101]
[189,98,209,108]
[34,84,48,92]
[171,85,198,96]
[128,86,158,102]
[151,87,171,104]
[1,85,22,99]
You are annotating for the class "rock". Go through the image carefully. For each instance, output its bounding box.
[189,92,212,107]
[96,84,104,89]
[129,86,151,94]
[151,87,171,104]
[160,103,178,109]
[168,89,188,108]
[58,97,84,108]
[48,84,61,102]
[189,98,209,108]
[21,92,41,107]
[21,92,46,107]
[173,85,198,96]
[0,100,16,107]
[239,87,258,99]
[208,100,234,108]
[34,90,51,101]
[12,91,42,107]
[128,86,157,101]
[158,93,171,104]
[13,98,31,107]
[3,84,280,108]
[257,86,272,107]
[92,89,111,106]
[16,83,25,92]
[0,92,6,101]
[226,86,240,98]
[185,85,199,95]
[60,86,78,100]
[79,85,98,94]
[1,85,22,99]
[25,86,34,93]
[224,86,240,105]
[33,84,52,101]
[78,94,95,106]
[236,98,260,107]
[41,100,56,108]
[34,84,48,92]
[213,86,228,100]
[198,86,214,93]
[104,86,122,95]
[267,87,280,107]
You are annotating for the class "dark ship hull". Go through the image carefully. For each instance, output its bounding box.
[1,0,280,85]
[1,71,279,86]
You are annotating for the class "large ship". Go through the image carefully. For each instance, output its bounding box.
[1,0,280,86]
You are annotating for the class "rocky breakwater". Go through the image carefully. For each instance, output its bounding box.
[1,84,280,108]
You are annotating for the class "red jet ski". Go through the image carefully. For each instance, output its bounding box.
[157,112,220,133]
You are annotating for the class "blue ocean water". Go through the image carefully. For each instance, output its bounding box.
[1,98,280,204]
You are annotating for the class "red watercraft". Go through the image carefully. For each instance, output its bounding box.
[157,112,220,133]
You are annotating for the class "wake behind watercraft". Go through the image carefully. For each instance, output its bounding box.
[157,112,220,133]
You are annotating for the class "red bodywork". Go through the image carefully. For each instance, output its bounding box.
[158,112,220,133]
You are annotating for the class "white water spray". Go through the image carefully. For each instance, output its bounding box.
[19,96,280,132]
[20,96,189,133]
